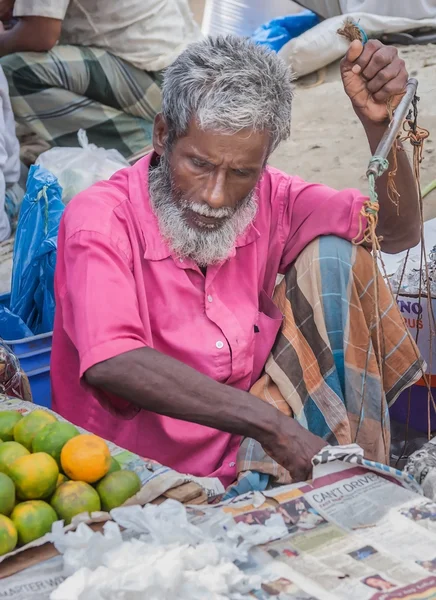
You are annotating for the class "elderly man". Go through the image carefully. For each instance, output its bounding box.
[52,36,423,488]
[0,0,200,159]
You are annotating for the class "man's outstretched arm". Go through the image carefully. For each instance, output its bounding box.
[85,347,326,483]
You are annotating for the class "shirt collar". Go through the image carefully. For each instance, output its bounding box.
[130,151,260,262]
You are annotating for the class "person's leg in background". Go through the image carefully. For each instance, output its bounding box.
[234,236,425,490]
[0,65,25,238]
[0,45,163,160]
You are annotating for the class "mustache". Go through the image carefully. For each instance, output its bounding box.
[179,199,234,220]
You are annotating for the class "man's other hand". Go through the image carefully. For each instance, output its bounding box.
[341,39,408,124]
[261,417,327,482]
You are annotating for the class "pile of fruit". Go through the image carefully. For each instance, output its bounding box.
[0,409,141,556]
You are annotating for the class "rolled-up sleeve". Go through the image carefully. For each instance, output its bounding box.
[14,0,70,19]
[59,229,148,419]
[61,230,147,377]
[279,176,367,273]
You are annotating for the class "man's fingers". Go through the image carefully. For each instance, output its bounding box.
[366,61,402,94]
[290,467,309,483]
[373,70,408,103]
[345,39,364,64]
[351,39,382,75]
[360,46,398,81]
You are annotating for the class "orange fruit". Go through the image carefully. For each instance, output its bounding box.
[51,481,101,525]
[0,411,23,442]
[61,434,111,483]
[9,453,59,500]
[13,410,57,451]
[96,470,141,512]
[0,441,29,475]
[0,514,17,555]
[0,472,15,516]
[11,501,57,545]
[56,473,69,488]
[32,422,79,467]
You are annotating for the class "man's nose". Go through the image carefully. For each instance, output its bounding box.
[202,171,228,210]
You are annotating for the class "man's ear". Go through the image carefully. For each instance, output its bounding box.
[153,114,168,156]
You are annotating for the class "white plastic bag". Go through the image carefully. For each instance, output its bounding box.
[279,13,436,78]
[36,129,129,204]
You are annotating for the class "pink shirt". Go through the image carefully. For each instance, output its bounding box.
[52,153,366,487]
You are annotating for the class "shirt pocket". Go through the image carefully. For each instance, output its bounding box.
[251,290,283,387]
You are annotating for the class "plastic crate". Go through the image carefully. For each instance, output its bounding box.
[0,293,52,408]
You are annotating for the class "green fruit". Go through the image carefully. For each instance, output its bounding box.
[107,457,121,475]
[96,470,141,512]
[0,441,29,475]
[32,421,79,467]
[94,457,121,486]
[9,453,59,500]
[0,472,15,516]
[11,501,57,545]
[51,481,101,525]
[0,514,17,555]
[14,410,57,451]
[0,411,23,442]
[55,473,69,488]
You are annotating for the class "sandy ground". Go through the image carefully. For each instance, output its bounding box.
[269,45,436,218]
[188,0,436,212]
[0,5,434,296]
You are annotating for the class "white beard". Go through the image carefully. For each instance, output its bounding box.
[148,154,258,267]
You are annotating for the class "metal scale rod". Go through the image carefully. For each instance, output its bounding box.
[366,77,419,176]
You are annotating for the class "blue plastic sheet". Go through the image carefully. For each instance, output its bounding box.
[0,166,64,338]
[251,10,319,53]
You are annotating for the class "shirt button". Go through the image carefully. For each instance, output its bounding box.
[216,340,224,349]
[207,295,213,303]
[229,461,236,468]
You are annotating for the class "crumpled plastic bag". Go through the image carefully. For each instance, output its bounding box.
[405,439,436,501]
[390,252,436,297]
[49,499,288,600]
[0,340,32,401]
[6,165,64,336]
[251,10,319,52]
[36,129,129,204]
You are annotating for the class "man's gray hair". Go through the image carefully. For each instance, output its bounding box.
[161,35,294,152]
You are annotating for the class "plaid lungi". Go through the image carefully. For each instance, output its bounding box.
[237,236,425,486]
[0,45,164,159]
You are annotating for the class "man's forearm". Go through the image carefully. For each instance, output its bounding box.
[363,120,420,254]
[85,347,327,481]
[85,346,282,444]
[0,17,61,56]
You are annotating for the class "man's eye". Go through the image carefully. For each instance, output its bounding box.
[233,169,249,178]
[191,158,208,168]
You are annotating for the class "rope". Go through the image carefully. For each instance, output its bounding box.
[352,156,391,461]
[337,17,435,464]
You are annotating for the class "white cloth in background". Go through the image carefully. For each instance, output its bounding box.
[13,0,202,72]
[340,0,436,19]
[0,67,20,242]
[296,0,436,19]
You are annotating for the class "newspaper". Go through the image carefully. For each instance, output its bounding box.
[2,441,436,599]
